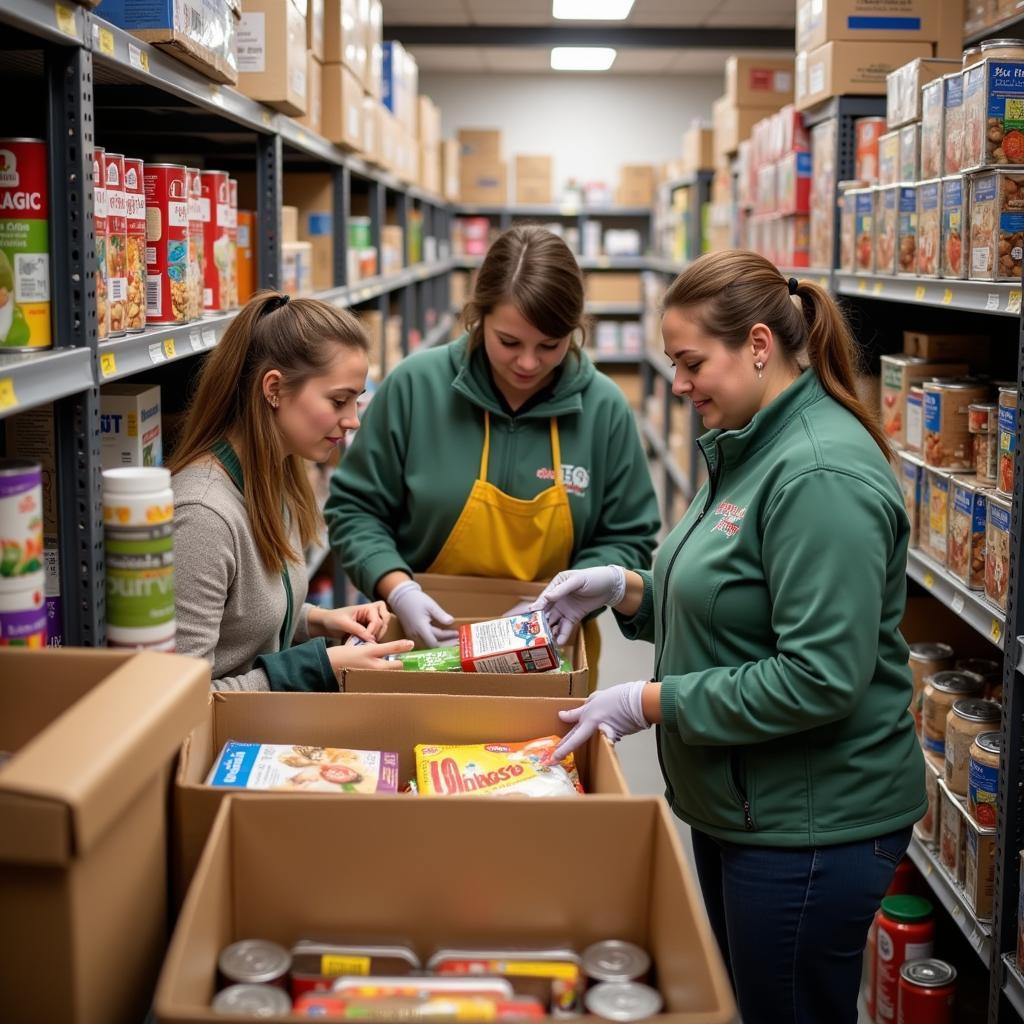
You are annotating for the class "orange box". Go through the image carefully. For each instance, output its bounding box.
[235,210,255,303]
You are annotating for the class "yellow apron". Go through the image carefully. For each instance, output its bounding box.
[427,412,601,688]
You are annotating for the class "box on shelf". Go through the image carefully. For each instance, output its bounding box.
[323,0,354,65]
[306,0,324,61]
[903,331,989,361]
[460,157,507,205]
[281,241,314,296]
[795,40,934,112]
[417,95,442,148]
[712,97,775,159]
[725,55,794,108]
[364,0,383,97]
[295,52,323,135]
[419,143,441,196]
[379,106,399,173]
[284,175,333,292]
[458,128,502,161]
[586,272,643,304]
[100,383,162,470]
[382,40,418,133]
[886,58,960,130]
[515,154,553,205]
[616,165,656,206]
[0,649,209,1024]
[777,151,812,215]
[796,0,962,54]
[681,125,714,173]
[237,0,308,116]
[360,96,383,165]
[604,367,643,410]
[281,204,299,243]
[322,62,364,150]
[442,139,460,201]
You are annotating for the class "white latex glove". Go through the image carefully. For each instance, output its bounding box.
[549,681,651,762]
[530,566,627,646]
[387,580,459,648]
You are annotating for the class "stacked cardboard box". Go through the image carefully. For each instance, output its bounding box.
[383,38,420,183]
[236,0,308,115]
[712,56,795,162]
[681,124,714,175]
[284,174,334,291]
[417,95,442,195]
[515,154,553,205]
[459,128,507,205]
[616,165,657,207]
[321,0,366,150]
[442,138,460,202]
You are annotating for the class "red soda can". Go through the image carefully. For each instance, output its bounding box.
[103,153,127,337]
[143,163,189,324]
[200,169,230,312]
[897,959,955,1024]
[875,895,935,1022]
[122,157,146,333]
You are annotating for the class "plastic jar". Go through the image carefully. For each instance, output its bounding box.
[921,671,985,759]
[944,698,1001,794]
[875,895,935,1022]
[909,643,955,735]
[968,730,1000,826]
[0,571,46,647]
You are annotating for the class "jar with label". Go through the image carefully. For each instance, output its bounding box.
[874,896,935,1023]
[923,379,992,470]
[944,698,1001,794]
[998,386,1017,496]
[968,730,1000,826]
[909,642,954,735]
[962,45,983,70]
[980,38,1024,59]
[922,670,985,760]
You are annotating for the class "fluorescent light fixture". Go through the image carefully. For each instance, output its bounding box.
[550,46,617,71]
[553,0,635,18]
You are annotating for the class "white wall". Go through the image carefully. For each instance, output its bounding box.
[420,73,722,190]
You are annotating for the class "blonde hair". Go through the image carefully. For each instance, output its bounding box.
[169,291,369,571]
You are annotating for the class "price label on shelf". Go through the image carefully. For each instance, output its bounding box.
[951,903,964,922]
[942,288,953,305]
[55,3,77,37]
[97,26,114,56]
[189,330,203,352]
[914,285,926,300]
[873,280,884,295]
[163,338,176,359]
[209,85,224,106]
[1009,289,1022,315]
[598,256,611,268]
[100,351,117,378]
[128,44,149,73]
[857,278,867,292]
[923,571,935,590]
[987,292,1000,310]
[148,341,166,364]
[952,594,965,615]
[0,378,18,412]
[991,619,1003,644]
[202,328,216,347]
[818,277,828,289]
[262,112,273,127]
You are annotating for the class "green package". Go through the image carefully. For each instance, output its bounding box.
[388,646,573,673]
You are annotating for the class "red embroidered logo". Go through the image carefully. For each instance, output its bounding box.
[711,501,746,537]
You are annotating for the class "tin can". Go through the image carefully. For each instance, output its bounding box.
[144,163,189,324]
[201,169,230,313]
[0,571,46,647]
[948,477,988,590]
[122,157,146,333]
[875,895,935,1022]
[92,145,109,341]
[940,175,967,279]
[944,697,1000,794]
[896,959,955,1024]
[998,386,1017,496]
[907,385,925,453]
[228,177,238,309]
[211,983,292,1015]
[909,642,954,734]
[855,116,887,183]
[187,167,204,322]
[104,153,128,337]
[923,468,952,565]
[922,670,985,759]
[218,939,291,988]
[0,458,43,581]
[917,179,941,276]
[923,379,991,470]
[968,730,1000,826]
[0,138,50,349]
[985,492,1012,610]
[582,942,651,984]
[584,982,663,1022]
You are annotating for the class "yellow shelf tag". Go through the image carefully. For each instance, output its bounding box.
[914,285,926,300]
[991,619,1003,644]
[857,278,867,292]
[100,351,117,378]
[942,288,953,305]
[163,338,176,359]
[98,26,114,55]
[0,378,18,412]
[923,571,935,590]
[128,43,150,73]
[1009,289,1022,314]
[55,3,76,36]
[873,280,884,295]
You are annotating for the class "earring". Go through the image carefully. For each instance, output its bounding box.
[269,397,279,408]
[755,361,765,380]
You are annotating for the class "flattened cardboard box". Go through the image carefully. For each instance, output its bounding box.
[0,649,210,1024]
[173,691,628,899]
[156,796,736,1023]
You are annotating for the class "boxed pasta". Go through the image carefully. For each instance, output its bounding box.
[897,183,918,274]
[916,179,941,275]
[943,73,965,174]
[941,175,968,278]
[948,476,989,589]
[962,58,1024,170]
[969,169,1024,281]
[875,185,899,274]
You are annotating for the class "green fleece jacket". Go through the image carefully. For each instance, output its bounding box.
[619,369,926,847]
[326,335,660,596]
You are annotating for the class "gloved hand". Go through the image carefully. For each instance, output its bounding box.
[387,580,459,648]
[550,680,652,762]
[530,566,627,646]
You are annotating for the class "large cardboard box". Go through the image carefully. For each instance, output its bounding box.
[0,649,209,1024]
[323,0,355,64]
[237,0,308,116]
[797,0,962,54]
[795,40,934,112]
[460,156,507,205]
[100,382,163,469]
[306,0,323,60]
[284,173,333,291]
[322,62,364,150]
[418,95,442,147]
[173,691,629,894]
[515,154,553,204]
[420,142,442,195]
[586,271,644,303]
[458,128,503,161]
[725,55,794,108]
[712,97,770,159]
[617,164,656,206]
[361,94,383,165]
[295,51,323,135]
[442,138,461,201]
[364,0,383,97]
[681,125,714,173]
[156,796,736,1024]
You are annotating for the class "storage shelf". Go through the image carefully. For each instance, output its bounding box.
[423,314,456,349]
[586,302,644,316]
[906,549,1006,650]
[647,348,674,384]
[1003,955,1024,1018]
[97,314,234,383]
[0,348,95,419]
[1,0,86,44]
[641,416,692,500]
[319,260,455,307]
[589,351,644,364]
[905,836,993,965]
[782,267,833,291]
[966,13,1024,46]
[835,272,1022,317]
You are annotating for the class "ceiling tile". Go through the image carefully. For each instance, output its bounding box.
[406,45,488,71]
[610,47,679,72]
[466,0,552,24]
[481,46,553,70]
[627,0,719,24]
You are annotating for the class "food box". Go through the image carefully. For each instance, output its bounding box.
[888,58,960,129]
[897,451,925,548]
[839,186,859,271]
[0,649,209,1024]
[941,175,968,278]
[174,692,630,900]
[943,72,965,175]
[924,467,953,565]
[457,612,558,674]
[100,382,162,470]
[985,491,1012,610]
[797,0,962,54]
[962,58,1024,171]
[964,813,997,920]
[154,796,737,1024]
[872,185,896,273]
[879,130,900,186]
[916,178,941,276]
[854,187,877,272]
[948,476,988,589]
[921,79,945,180]
[969,169,1024,281]
[777,151,812,215]
[236,0,308,116]
[896,183,918,274]
[900,124,921,182]
[855,116,886,182]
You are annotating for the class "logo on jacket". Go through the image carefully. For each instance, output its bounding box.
[536,463,590,497]
[711,501,746,537]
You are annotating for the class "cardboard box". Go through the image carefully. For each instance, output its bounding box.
[712,97,769,159]
[364,0,383,98]
[382,39,417,132]
[306,0,324,60]
[419,142,441,195]
[515,154,553,205]
[681,125,714,172]
[237,0,308,116]
[322,62,364,150]
[417,95,442,148]
[586,271,643,304]
[100,383,162,469]
[295,51,323,135]
[173,690,629,893]
[460,156,507,205]
[442,138,460,201]
[0,649,209,1024]
[379,105,399,173]
[155,796,736,1024]
[886,57,960,129]
[726,55,794,108]
[903,331,990,362]
[604,367,643,410]
[281,203,299,243]
[796,0,960,53]
[361,95,383,165]
[458,128,502,161]
[284,174,333,291]
[795,40,934,112]
[323,0,356,65]
[616,164,656,207]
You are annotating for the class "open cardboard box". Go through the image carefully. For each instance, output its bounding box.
[0,649,210,1024]
[156,795,736,1023]
[342,574,590,697]
[174,692,628,902]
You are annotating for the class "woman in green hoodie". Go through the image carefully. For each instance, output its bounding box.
[325,226,660,657]
[534,250,925,1024]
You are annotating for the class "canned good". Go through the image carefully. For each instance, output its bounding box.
[921,81,944,181]
[144,163,189,324]
[876,185,899,274]
[852,188,875,272]
[921,670,985,759]
[980,38,1024,59]
[879,130,900,186]
[0,571,46,647]
[236,209,255,304]
[968,402,994,434]
[839,186,858,271]
[122,157,146,333]
[943,75,965,177]
[940,175,967,278]
[998,386,1017,496]
[584,983,663,1022]
[103,153,128,337]
[218,939,291,987]
[908,641,953,732]
[947,476,987,590]
[855,117,887,182]
[881,355,932,447]
[923,379,991,470]
[93,145,109,340]
[944,697,1000,794]
[187,167,204,321]
[211,983,293,1015]
[968,730,1000,826]
[914,757,942,848]
[964,57,1024,169]
[898,453,925,550]
[900,127,921,185]
[0,138,50,349]
[985,492,1012,610]
[290,941,420,981]
[923,468,951,565]
[202,169,231,313]
[964,813,997,920]
[962,45,983,69]
[228,177,238,309]
[581,942,651,984]
[907,385,925,453]
[917,180,940,276]
[968,169,1024,280]
[896,959,956,1024]
[939,780,968,882]
[875,895,935,1023]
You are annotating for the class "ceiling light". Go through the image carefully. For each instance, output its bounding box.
[553,0,635,18]
[550,47,617,71]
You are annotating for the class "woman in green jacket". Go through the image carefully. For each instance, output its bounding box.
[534,251,926,1024]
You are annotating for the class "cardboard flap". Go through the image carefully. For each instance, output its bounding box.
[0,652,210,864]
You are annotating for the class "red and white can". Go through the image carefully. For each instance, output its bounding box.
[201,169,230,313]
[92,145,109,341]
[897,959,955,1024]
[103,153,127,337]
[187,167,204,321]
[875,896,935,1022]
[143,163,189,324]
[122,157,146,333]
[227,177,239,310]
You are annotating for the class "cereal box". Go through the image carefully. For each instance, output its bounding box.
[459,611,559,673]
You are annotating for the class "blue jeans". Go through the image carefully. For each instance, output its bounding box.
[690,826,912,1024]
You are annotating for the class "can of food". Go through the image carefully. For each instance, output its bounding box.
[985,491,1012,610]
[909,642,954,734]
[0,458,43,581]
[852,188,875,272]
[922,670,985,760]
[0,138,50,349]
[968,730,1000,826]
[289,941,420,980]
[218,939,291,988]
[944,697,1000,795]
[917,179,941,276]
[963,45,983,69]
[227,177,238,310]
[900,126,921,183]
[236,209,255,304]
[923,379,991,469]
[997,386,1017,496]
[201,169,230,313]
[92,145,109,341]
[940,175,967,278]
[0,571,46,647]
[839,186,858,271]
[947,477,988,590]
[103,153,128,337]
[875,184,898,274]
[898,453,925,550]
[211,983,293,1015]
[187,167,204,321]
[923,468,951,565]
[584,982,663,1022]
[143,163,189,324]
[907,385,925,453]
[875,895,935,1022]
[980,38,1024,58]
[855,116,887,182]
[122,157,146,333]
[581,942,651,984]
[968,402,994,434]
[896,959,956,1024]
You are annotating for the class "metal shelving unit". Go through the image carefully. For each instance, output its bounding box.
[966,12,1024,46]
[0,349,96,419]
[1004,957,1024,1018]
[835,273,1022,317]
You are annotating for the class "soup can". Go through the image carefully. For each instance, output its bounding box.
[122,157,147,333]
[103,152,128,337]
[201,169,230,313]
[143,163,189,324]
[187,167,204,321]
[92,145,109,340]
[896,959,955,1024]
[924,379,991,470]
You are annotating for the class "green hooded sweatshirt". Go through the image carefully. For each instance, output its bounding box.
[619,369,926,847]
[326,335,660,597]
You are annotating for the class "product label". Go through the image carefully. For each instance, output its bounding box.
[920,182,939,211]
[922,732,945,756]
[966,65,985,102]
[809,61,825,97]
[924,391,942,433]
[975,174,998,202]
[237,12,266,73]
[987,62,1024,123]
[946,74,963,109]
[1000,403,1018,456]
[907,394,923,449]
[969,758,999,826]
[899,185,917,214]
[953,485,973,516]
[992,504,1012,532]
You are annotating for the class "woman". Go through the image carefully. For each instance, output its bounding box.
[533,251,926,1024]
[325,226,660,659]
[171,291,413,691]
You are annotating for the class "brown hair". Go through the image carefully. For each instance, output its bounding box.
[462,225,587,353]
[169,291,369,572]
[661,250,889,455]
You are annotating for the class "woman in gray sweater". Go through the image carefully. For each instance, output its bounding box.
[169,291,413,691]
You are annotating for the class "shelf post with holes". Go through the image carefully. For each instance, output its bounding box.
[257,132,282,289]
[332,163,351,287]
